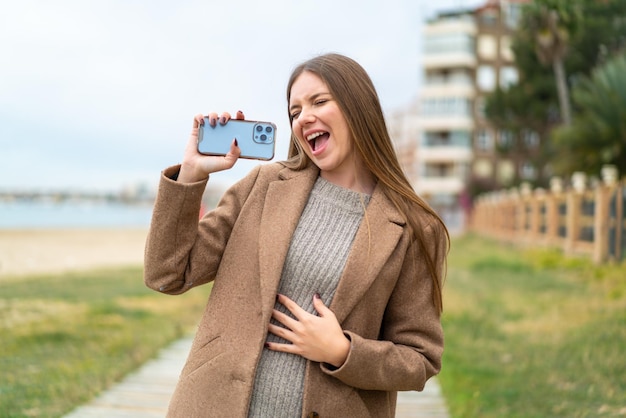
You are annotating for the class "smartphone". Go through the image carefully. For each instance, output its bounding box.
[197,118,276,161]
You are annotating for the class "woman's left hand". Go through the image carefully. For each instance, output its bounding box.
[267,294,350,368]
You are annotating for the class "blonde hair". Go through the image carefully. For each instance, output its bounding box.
[284,53,449,313]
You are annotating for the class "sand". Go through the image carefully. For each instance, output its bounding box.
[0,228,149,279]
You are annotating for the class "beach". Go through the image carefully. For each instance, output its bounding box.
[0,228,149,279]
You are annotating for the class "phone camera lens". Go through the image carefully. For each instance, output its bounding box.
[256,125,263,132]
[265,126,272,133]
[260,134,267,141]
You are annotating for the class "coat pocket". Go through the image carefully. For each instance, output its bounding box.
[181,335,225,378]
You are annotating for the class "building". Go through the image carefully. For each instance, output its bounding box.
[391,0,528,232]
[388,100,420,184]
[472,0,533,194]
[417,6,477,231]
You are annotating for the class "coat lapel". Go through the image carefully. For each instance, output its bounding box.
[330,186,406,324]
[258,164,319,322]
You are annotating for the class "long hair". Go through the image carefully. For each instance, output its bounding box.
[284,53,449,314]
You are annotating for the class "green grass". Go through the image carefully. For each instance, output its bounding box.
[3,239,625,418]
[440,234,626,418]
[0,267,208,418]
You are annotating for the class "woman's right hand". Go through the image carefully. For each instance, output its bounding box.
[177,111,244,183]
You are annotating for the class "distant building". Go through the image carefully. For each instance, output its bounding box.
[388,99,420,184]
[390,0,528,232]
[473,0,536,194]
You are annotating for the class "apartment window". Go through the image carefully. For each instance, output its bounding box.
[504,4,523,29]
[500,36,514,61]
[423,33,475,55]
[473,159,493,177]
[498,130,514,149]
[423,131,471,147]
[424,163,453,178]
[425,69,472,86]
[421,97,472,116]
[475,97,486,119]
[424,72,445,85]
[450,131,471,147]
[521,161,536,180]
[448,69,473,85]
[500,66,519,89]
[475,129,494,151]
[423,132,450,147]
[522,130,540,148]
[477,66,496,92]
[497,160,516,184]
[478,11,498,27]
[477,35,498,60]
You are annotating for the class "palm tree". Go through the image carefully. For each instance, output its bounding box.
[523,0,580,126]
[551,53,626,174]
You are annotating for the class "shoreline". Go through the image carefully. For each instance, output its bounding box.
[0,228,149,279]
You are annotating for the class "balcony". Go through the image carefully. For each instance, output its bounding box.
[419,146,472,163]
[422,19,477,70]
[420,83,475,98]
[419,116,474,131]
[423,17,476,37]
[423,53,477,70]
[416,176,466,195]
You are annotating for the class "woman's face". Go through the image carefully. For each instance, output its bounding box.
[289,71,363,187]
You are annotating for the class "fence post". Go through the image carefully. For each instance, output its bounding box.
[593,184,610,264]
[509,188,520,242]
[531,188,545,242]
[597,165,620,262]
[616,180,624,261]
[520,183,532,241]
[565,172,586,254]
[546,177,562,245]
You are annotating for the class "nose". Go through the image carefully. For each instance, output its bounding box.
[297,105,316,125]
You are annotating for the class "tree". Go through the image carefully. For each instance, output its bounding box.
[551,53,626,175]
[522,0,582,126]
[484,0,626,183]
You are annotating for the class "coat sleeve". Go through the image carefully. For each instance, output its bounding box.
[321,219,447,391]
[143,164,262,295]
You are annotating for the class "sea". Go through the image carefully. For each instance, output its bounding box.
[0,200,154,229]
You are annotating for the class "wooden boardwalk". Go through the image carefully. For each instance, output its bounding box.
[64,336,449,418]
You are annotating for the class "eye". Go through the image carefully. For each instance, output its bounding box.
[314,99,328,106]
[290,111,301,121]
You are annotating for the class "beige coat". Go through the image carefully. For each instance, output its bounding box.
[144,162,445,418]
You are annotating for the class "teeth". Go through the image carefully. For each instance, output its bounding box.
[306,132,325,141]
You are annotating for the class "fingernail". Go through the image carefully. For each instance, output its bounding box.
[314,293,321,300]
[234,139,238,147]
[219,116,226,124]
[264,342,270,348]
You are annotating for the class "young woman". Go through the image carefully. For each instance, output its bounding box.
[144,53,449,418]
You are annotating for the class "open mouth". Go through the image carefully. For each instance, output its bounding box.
[306,131,330,152]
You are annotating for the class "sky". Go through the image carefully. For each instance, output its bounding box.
[0,0,484,193]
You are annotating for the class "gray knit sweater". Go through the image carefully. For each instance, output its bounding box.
[247,176,370,418]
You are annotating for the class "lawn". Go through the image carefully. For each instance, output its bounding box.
[440,234,626,418]
[2,236,624,418]
[0,267,208,418]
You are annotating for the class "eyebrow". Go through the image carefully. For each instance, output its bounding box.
[289,92,330,112]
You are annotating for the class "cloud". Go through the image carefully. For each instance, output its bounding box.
[0,0,479,191]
